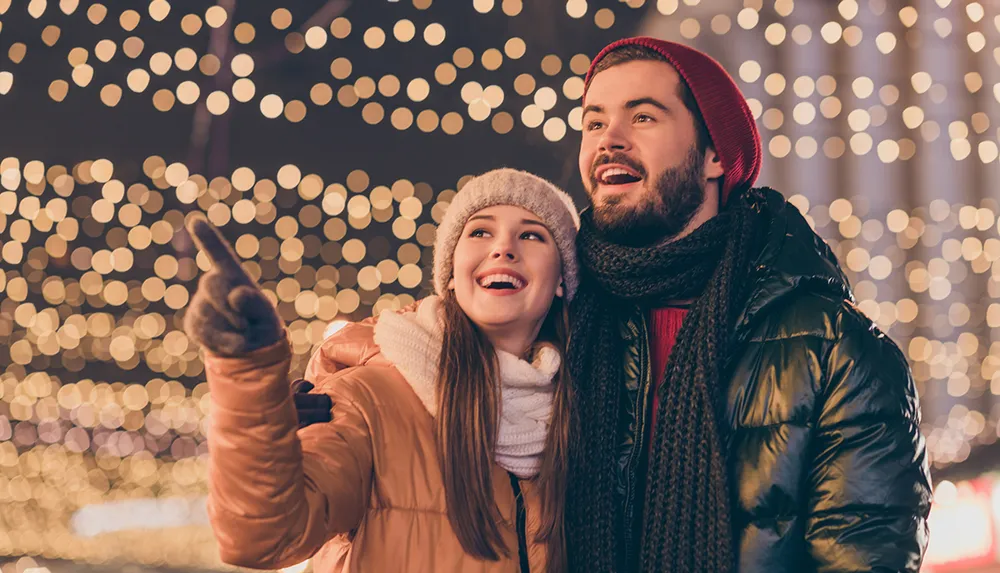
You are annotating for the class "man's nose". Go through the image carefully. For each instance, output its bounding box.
[598,123,631,153]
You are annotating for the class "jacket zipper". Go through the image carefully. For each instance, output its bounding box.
[508,473,530,573]
[622,313,652,569]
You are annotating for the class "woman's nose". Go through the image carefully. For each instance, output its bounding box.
[491,246,517,261]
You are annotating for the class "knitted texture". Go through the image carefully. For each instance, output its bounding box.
[432,168,581,300]
[373,295,560,478]
[647,306,690,437]
[183,215,284,357]
[584,37,762,205]
[565,188,771,572]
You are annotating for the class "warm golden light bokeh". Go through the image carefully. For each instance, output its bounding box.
[0,2,998,571]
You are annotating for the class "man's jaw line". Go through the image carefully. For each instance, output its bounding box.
[587,157,716,248]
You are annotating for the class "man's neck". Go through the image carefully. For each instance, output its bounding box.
[608,199,723,249]
[666,199,721,244]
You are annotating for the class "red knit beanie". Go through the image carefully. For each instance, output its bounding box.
[584,37,762,205]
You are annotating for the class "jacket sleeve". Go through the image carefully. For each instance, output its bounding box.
[204,338,374,570]
[805,308,932,573]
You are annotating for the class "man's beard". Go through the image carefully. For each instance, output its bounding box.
[588,145,707,247]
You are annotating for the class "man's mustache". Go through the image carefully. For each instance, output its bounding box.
[589,153,647,187]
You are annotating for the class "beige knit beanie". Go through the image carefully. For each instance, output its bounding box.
[433,168,580,301]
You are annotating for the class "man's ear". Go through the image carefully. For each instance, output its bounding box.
[703,147,724,180]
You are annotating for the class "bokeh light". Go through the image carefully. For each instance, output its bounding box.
[0,1,998,571]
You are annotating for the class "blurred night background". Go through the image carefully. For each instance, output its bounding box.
[0,0,999,571]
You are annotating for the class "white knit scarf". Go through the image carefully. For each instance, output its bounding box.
[372,296,559,478]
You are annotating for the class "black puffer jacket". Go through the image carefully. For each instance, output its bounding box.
[614,189,932,572]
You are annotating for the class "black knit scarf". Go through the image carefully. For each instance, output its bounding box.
[565,188,770,572]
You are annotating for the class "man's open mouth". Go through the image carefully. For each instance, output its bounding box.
[595,164,644,186]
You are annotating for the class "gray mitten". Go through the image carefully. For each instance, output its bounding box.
[183,215,284,356]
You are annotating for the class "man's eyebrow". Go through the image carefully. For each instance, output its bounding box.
[582,98,670,117]
[625,97,670,112]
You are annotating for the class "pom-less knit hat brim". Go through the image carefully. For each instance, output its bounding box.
[432,168,580,301]
[584,37,762,205]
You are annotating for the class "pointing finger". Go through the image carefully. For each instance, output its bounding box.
[187,214,249,281]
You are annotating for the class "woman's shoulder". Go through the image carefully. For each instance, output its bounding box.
[299,362,435,440]
[305,322,381,380]
[306,345,429,417]
[303,299,425,379]
[312,361,409,404]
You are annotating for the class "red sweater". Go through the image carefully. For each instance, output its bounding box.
[647,306,689,447]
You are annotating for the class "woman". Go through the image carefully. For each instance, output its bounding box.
[183,168,579,572]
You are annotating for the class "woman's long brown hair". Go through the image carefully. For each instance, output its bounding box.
[436,290,571,570]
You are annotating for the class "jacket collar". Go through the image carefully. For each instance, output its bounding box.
[733,187,854,338]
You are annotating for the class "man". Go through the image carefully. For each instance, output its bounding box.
[563,37,931,572]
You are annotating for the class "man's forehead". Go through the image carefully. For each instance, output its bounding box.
[584,60,683,106]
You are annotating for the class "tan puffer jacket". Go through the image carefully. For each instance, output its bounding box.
[203,317,550,572]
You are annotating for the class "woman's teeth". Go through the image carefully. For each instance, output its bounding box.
[478,274,525,289]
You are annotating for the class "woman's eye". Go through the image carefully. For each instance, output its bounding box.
[521,231,544,241]
[469,229,488,238]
